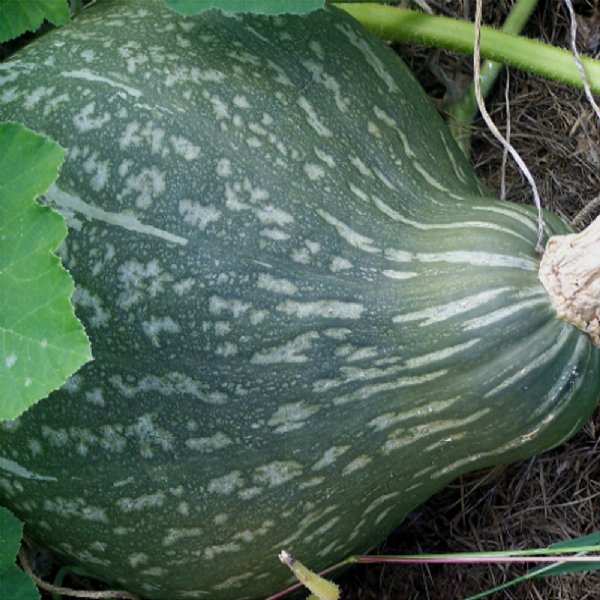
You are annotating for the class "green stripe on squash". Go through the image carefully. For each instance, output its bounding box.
[0,1,598,598]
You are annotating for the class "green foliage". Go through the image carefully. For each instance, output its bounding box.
[0,507,39,600]
[0,122,91,421]
[0,0,70,43]
[163,0,323,16]
[528,532,600,577]
[279,550,340,600]
[463,532,600,599]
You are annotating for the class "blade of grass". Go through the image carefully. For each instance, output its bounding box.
[462,562,568,600]
[458,532,600,600]
[353,544,600,561]
[462,558,600,600]
[267,537,600,599]
[533,531,600,577]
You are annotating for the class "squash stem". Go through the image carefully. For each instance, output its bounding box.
[334,3,600,95]
[539,216,600,348]
[446,0,539,155]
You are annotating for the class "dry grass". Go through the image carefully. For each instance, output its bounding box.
[340,1,600,599]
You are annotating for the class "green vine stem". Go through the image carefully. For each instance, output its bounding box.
[333,3,600,95]
[447,0,539,153]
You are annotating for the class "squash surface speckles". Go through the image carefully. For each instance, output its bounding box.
[46,185,189,245]
[0,1,598,599]
[0,458,57,482]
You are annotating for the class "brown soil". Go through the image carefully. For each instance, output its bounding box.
[340,1,600,599]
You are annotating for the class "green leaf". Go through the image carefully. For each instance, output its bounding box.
[0,507,40,600]
[279,551,340,600]
[0,0,70,43]
[534,532,600,577]
[163,0,324,16]
[463,532,600,599]
[0,122,92,421]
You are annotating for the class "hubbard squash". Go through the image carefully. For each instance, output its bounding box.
[0,1,598,598]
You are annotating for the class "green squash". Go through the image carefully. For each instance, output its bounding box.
[0,1,598,598]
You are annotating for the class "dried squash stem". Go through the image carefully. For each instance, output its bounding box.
[539,217,600,348]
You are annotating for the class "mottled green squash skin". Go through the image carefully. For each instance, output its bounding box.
[0,1,598,598]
